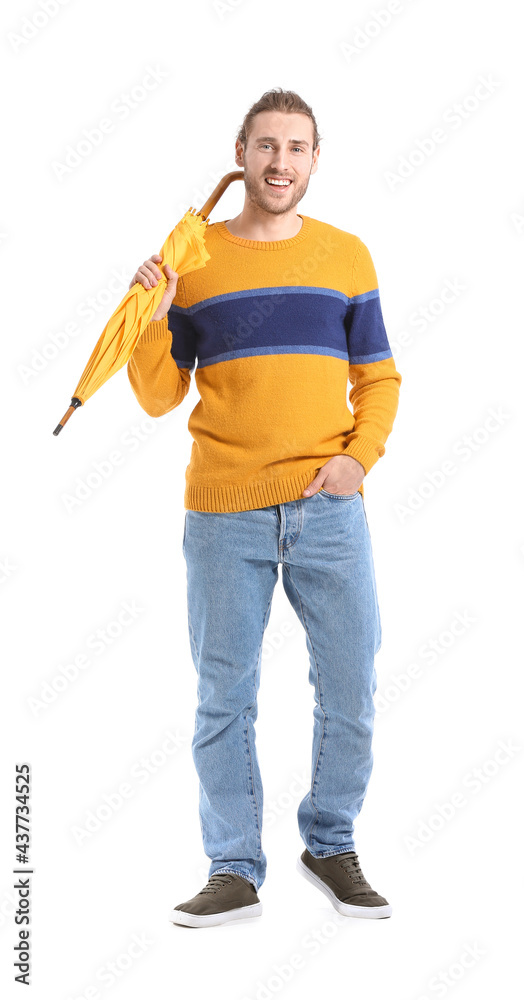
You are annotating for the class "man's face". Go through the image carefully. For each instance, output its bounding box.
[235,110,319,216]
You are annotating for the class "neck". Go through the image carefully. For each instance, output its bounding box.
[225,203,303,242]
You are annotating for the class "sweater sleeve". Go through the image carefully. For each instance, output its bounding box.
[127,274,195,418]
[342,238,402,475]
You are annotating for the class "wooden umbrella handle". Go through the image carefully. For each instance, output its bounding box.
[198,171,244,221]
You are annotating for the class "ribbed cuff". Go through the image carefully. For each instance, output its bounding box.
[137,316,170,345]
[342,436,381,476]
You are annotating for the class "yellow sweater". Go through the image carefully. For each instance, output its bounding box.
[127,214,401,512]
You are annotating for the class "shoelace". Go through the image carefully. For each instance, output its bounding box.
[336,853,369,886]
[199,874,234,895]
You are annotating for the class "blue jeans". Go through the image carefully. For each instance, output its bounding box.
[182,489,382,892]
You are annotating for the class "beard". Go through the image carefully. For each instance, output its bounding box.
[242,164,311,215]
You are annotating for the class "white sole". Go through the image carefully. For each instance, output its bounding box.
[169,901,262,928]
[296,857,392,919]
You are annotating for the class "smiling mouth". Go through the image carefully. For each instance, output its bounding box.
[265,177,292,188]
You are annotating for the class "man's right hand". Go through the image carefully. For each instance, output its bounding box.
[129,254,179,322]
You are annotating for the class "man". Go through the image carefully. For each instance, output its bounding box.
[127,88,401,928]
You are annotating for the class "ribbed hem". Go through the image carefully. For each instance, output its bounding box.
[184,466,364,513]
[213,214,311,250]
[137,316,170,345]
[342,436,381,476]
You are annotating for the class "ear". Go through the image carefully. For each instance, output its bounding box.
[234,139,245,168]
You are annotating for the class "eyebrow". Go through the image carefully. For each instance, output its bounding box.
[255,136,310,148]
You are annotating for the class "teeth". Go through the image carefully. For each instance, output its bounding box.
[266,178,291,186]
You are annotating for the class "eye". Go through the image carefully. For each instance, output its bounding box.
[259,144,304,152]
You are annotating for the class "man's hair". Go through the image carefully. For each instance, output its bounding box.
[236,88,322,154]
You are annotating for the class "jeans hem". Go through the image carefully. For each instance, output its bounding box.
[307,846,356,859]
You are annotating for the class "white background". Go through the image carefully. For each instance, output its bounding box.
[2,0,523,997]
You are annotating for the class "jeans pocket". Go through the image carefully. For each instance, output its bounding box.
[319,488,361,501]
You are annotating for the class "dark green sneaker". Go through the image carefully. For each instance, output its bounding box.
[297,848,392,918]
[169,872,262,928]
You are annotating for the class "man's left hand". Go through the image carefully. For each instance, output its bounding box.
[303,455,365,497]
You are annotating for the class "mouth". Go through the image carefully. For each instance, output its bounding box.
[265,177,293,190]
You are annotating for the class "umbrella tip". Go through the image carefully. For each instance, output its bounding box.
[52,397,83,436]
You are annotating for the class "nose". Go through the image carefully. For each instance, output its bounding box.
[269,151,291,173]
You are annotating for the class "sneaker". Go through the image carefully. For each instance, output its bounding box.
[169,872,262,928]
[297,848,392,918]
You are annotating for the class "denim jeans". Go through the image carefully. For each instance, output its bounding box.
[182,488,382,892]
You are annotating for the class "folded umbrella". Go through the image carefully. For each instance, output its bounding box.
[53,170,244,435]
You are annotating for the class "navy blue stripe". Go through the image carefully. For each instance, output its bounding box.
[166,285,392,370]
[345,291,391,361]
[167,308,198,372]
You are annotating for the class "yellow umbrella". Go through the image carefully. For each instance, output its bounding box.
[53,170,244,435]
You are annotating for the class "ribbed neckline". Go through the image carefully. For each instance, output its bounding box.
[213,214,311,250]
